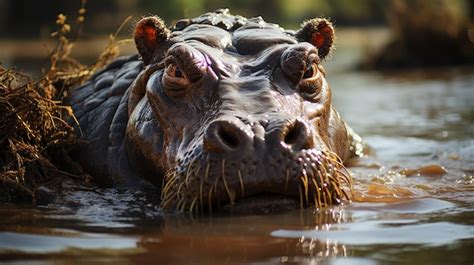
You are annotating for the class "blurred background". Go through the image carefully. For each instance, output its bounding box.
[0,0,472,75]
[0,0,472,36]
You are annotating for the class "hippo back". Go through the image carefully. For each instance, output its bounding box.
[69,55,143,186]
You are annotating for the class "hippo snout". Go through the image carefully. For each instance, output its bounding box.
[204,117,315,154]
[197,116,323,212]
[159,112,351,212]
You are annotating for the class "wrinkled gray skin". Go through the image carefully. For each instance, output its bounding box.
[69,10,363,212]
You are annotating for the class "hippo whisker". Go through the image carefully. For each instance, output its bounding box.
[284,169,290,194]
[298,186,304,209]
[300,173,309,206]
[317,174,328,206]
[328,154,353,187]
[161,172,177,200]
[184,158,196,186]
[190,196,198,213]
[319,169,329,206]
[221,160,234,205]
[159,147,353,212]
[311,177,322,208]
[205,162,211,182]
[191,164,201,187]
[177,197,187,212]
[285,148,353,210]
[199,173,204,212]
[237,169,245,197]
[213,175,220,194]
[161,193,176,209]
[326,153,353,194]
[207,186,214,213]
[306,167,320,207]
[314,170,324,207]
[176,180,186,200]
[337,167,353,191]
[327,174,343,204]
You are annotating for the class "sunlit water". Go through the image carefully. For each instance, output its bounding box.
[1,45,473,264]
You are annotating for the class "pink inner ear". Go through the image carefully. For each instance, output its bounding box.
[311,32,325,48]
[135,21,157,50]
[144,26,157,49]
[310,26,333,49]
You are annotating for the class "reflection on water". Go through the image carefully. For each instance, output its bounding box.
[0,231,139,254]
[0,48,473,264]
[329,70,474,208]
[273,200,471,246]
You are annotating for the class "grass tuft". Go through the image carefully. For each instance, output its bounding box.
[0,0,130,202]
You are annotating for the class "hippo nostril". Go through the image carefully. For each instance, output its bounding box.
[217,126,240,149]
[204,120,249,152]
[282,120,314,150]
[284,122,302,145]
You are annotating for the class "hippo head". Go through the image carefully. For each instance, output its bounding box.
[125,10,355,212]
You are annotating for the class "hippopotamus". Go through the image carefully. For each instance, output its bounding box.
[68,9,363,212]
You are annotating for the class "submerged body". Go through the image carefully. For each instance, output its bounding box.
[69,10,362,212]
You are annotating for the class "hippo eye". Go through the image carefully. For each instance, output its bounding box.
[298,62,322,99]
[163,62,190,88]
[300,83,319,99]
[166,64,185,79]
[172,66,183,78]
[302,62,318,80]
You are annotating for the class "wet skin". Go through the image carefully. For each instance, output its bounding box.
[68,10,363,212]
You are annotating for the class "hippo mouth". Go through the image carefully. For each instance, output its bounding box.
[159,146,353,213]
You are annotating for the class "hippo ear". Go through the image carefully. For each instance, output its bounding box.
[295,18,335,60]
[134,16,170,65]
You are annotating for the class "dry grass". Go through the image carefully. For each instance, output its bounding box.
[0,0,129,202]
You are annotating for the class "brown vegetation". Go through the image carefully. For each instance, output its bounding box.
[0,1,126,202]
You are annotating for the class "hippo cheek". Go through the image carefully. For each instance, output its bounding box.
[125,97,166,187]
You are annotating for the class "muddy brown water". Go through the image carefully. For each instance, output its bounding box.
[0,44,473,264]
